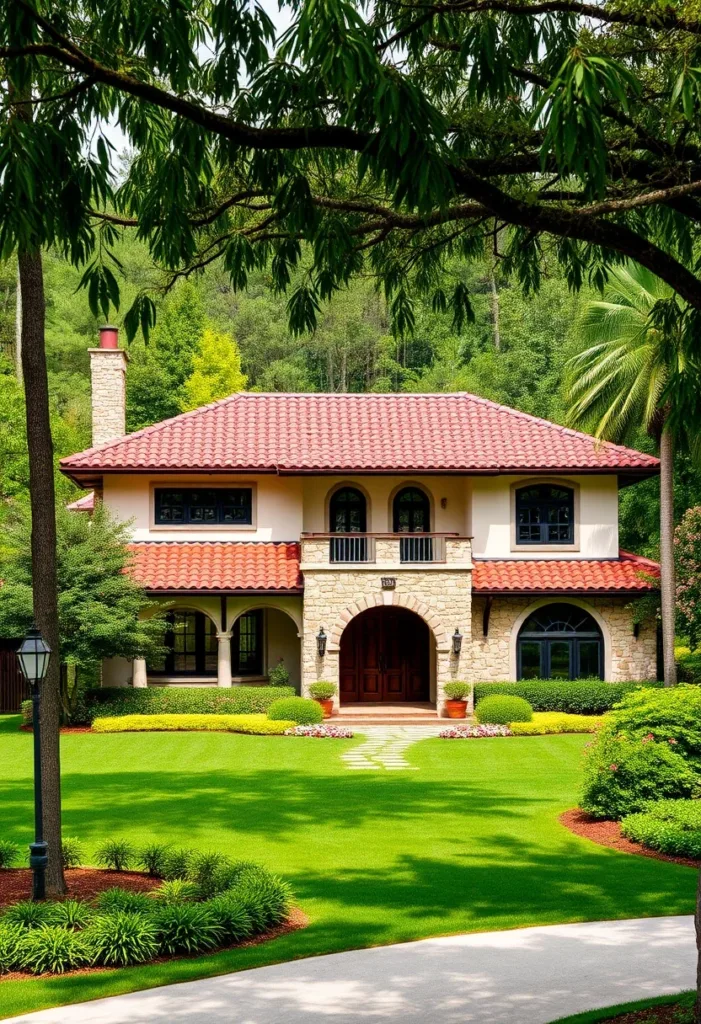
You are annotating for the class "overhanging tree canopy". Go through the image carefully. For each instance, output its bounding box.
[4,0,701,340]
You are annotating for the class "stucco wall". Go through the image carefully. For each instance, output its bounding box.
[470,594,657,682]
[470,475,619,559]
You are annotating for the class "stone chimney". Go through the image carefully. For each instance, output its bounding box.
[89,326,128,446]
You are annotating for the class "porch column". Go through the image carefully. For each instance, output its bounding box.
[132,658,148,688]
[217,632,233,687]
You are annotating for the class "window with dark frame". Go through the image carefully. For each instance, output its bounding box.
[517,603,603,681]
[154,488,253,526]
[515,484,574,545]
[148,610,263,677]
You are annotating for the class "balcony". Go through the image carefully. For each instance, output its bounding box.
[300,534,472,569]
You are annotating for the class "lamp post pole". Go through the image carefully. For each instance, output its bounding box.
[17,625,52,902]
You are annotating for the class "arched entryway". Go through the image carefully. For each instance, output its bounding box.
[339,606,431,703]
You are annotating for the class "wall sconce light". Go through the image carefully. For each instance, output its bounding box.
[452,628,463,656]
[440,497,447,509]
[316,628,327,658]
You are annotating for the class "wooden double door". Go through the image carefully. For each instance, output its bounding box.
[339,607,430,703]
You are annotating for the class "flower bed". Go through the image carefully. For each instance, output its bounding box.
[284,725,354,738]
[440,724,511,738]
[92,714,295,735]
[510,712,603,735]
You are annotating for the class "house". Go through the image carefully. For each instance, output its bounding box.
[59,327,661,716]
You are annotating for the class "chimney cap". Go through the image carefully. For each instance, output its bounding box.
[98,325,119,350]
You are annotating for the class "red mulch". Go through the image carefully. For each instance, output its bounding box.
[19,725,92,734]
[0,868,160,907]
[560,808,701,869]
[586,1005,691,1023]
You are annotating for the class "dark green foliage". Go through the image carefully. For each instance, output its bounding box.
[94,888,152,915]
[151,880,199,905]
[604,686,701,766]
[621,800,701,859]
[60,836,83,869]
[82,686,295,725]
[186,852,230,899]
[0,923,24,974]
[2,900,53,930]
[161,849,195,882]
[677,648,701,683]
[473,681,662,715]
[19,926,90,974]
[153,903,224,956]
[94,840,135,873]
[268,661,291,687]
[138,843,172,878]
[207,890,254,943]
[86,911,160,967]
[475,695,533,725]
[231,866,293,931]
[268,696,324,725]
[47,900,93,930]
[580,733,698,820]
[0,839,20,868]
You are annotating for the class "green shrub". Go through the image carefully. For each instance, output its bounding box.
[308,682,337,700]
[476,695,533,725]
[676,647,701,683]
[154,903,224,956]
[443,682,472,701]
[580,732,698,819]
[268,660,290,687]
[61,837,83,869]
[0,924,25,974]
[48,899,93,930]
[151,879,199,904]
[161,848,194,881]
[94,888,153,915]
[232,865,293,931]
[207,890,254,942]
[92,713,293,735]
[138,843,171,878]
[3,900,53,929]
[85,686,295,723]
[473,680,663,714]
[86,911,160,966]
[95,839,135,872]
[0,840,20,869]
[604,685,701,766]
[186,852,230,899]
[19,925,90,974]
[268,696,323,725]
[621,799,701,858]
[20,699,32,726]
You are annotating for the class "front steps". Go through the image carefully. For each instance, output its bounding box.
[334,702,442,726]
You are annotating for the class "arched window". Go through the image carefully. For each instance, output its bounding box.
[516,484,574,545]
[329,487,367,562]
[517,603,603,680]
[393,487,431,562]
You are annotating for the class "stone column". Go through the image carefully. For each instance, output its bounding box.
[132,658,148,688]
[217,632,233,687]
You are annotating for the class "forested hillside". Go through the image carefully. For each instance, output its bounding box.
[0,239,695,557]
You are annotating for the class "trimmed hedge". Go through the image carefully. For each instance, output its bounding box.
[473,680,663,715]
[92,714,295,735]
[268,696,323,725]
[475,695,533,725]
[510,712,603,736]
[621,799,701,859]
[23,686,297,725]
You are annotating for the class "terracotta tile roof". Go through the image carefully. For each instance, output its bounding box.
[61,393,659,477]
[472,551,659,594]
[127,542,303,593]
[66,491,95,511]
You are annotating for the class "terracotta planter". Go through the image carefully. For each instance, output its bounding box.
[315,698,335,719]
[445,699,468,720]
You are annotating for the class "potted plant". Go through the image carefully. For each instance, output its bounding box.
[443,682,472,719]
[308,682,337,719]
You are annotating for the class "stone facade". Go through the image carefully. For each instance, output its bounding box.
[89,348,128,446]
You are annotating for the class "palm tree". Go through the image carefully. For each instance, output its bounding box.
[567,262,701,687]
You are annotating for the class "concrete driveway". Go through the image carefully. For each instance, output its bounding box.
[6,916,696,1024]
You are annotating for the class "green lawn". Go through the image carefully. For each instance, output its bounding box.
[0,715,696,1018]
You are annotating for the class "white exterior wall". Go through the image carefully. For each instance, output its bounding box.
[470,475,619,559]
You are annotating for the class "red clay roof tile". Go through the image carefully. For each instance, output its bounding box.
[472,551,659,593]
[61,393,659,476]
[127,542,302,593]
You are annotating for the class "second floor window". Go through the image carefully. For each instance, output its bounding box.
[393,487,430,533]
[516,484,574,545]
[155,488,252,526]
[329,488,367,533]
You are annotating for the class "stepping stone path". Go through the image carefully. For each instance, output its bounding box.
[341,725,444,771]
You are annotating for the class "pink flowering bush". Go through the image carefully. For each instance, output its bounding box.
[605,685,701,767]
[439,724,511,739]
[676,507,701,650]
[284,725,354,738]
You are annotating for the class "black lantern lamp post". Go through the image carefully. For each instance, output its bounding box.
[452,628,463,656]
[316,628,327,658]
[17,625,52,901]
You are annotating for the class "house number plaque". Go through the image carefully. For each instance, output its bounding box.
[381,577,396,589]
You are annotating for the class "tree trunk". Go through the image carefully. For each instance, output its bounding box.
[490,269,500,351]
[17,249,65,896]
[696,869,701,1024]
[659,424,677,687]
[15,267,23,383]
